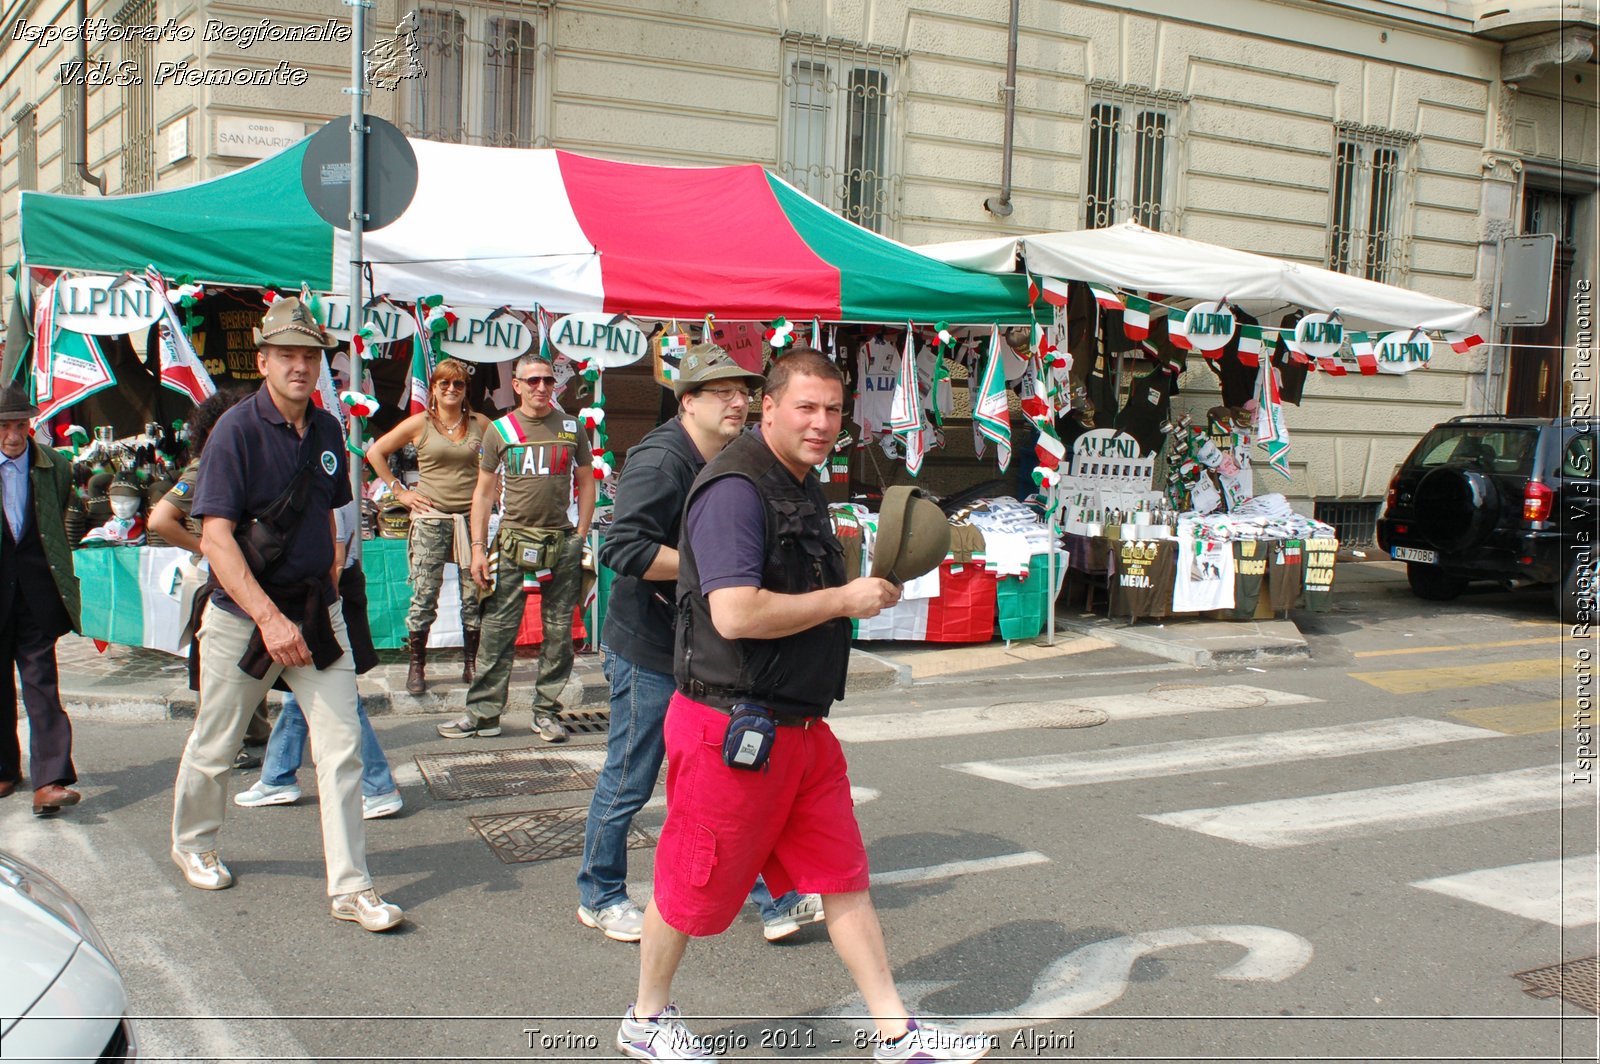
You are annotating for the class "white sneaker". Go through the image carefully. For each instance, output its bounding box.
[617,1004,715,1062]
[362,791,403,820]
[331,888,404,932]
[871,1016,994,1063]
[762,893,825,942]
[171,848,233,890]
[234,780,301,808]
[578,900,645,942]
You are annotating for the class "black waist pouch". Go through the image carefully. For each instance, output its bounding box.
[722,702,777,771]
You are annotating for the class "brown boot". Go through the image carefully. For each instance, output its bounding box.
[461,628,481,685]
[406,628,429,695]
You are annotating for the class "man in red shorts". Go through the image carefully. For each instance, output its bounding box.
[618,349,992,1064]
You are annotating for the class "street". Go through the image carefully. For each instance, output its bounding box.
[5,562,1597,1063]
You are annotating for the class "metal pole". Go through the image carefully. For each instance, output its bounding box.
[346,0,369,561]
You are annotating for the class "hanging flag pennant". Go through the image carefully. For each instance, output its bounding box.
[339,390,381,418]
[972,325,1012,472]
[1165,307,1193,350]
[1088,283,1124,311]
[1037,276,1072,307]
[1316,356,1346,376]
[310,353,344,426]
[31,277,60,404]
[1444,330,1485,353]
[1348,331,1379,375]
[886,326,927,476]
[1253,360,1292,478]
[146,266,216,405]
[33,329,116,423]
[1237,324,1266,368]
[1122,295,1151,341]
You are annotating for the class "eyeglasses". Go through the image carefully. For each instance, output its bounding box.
[516,376,557,389]
[699,385,751,403]
[435,379,466,391]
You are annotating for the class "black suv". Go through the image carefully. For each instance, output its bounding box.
[1376,416,1597,623]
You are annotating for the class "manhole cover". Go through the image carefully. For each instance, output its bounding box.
[1513,955,1600,1014]
[471,806,656,864]
[1147,684,1269,710]
[414,748,599,801]
[563,709,611,736]
[978,702,1109,729]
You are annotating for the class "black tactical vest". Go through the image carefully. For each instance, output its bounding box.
[674,431,850,719]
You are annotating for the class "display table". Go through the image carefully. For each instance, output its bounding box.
[1091,534,1337,622]
[851,552,1067,643]
[72,541,591,653]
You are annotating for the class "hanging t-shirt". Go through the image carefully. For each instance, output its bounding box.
[1216,308,1259,407]
[1301,536,1337,612]
[1111,538,1176,622]
[1266,538,1305,612]
[1172,529,1236,613]
[1230,539,1269,619]
[854,337,899,437]
[1115,368,1177,457]
[1272,309,1309,406]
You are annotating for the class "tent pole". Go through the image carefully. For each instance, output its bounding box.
[346,0,369,562]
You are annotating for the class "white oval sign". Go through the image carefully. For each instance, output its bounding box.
[1181,302,1236,352]
[430,304,535,363]
[1374,331,1432,374]
[322,296,417,344]
[53,276,164,335]
[549,312,650,369]
[1294,313,1344,358]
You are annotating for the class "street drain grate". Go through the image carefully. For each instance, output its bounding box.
[1148,684,1269,710]
[471,806,656,864]
[1513,955,1600,1013]
[414,748,599,801]
[978,701,1109,729]
[563,709,611,736]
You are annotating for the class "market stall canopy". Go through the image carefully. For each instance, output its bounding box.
[918,222,1484,333]
[20,138,1031,325]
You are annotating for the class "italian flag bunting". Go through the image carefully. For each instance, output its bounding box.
[972,325,1012,472]
[1088,282,1124,311]
[1165,306,1193,350]
[407,304,435,414]
[1445,330,1485,353]
[1237,324,1266,367]
[1348,332,1379,375]
[1037,276,1072,307]
[1122,295,1151,341]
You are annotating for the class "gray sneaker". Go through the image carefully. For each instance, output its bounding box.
[331,888,404,932]
[234,780,301,808]
[578,900,645,942]
[762,893,825,942]
[437,714,501,739]
[532,710,568,743]
[617,1004,714,1062]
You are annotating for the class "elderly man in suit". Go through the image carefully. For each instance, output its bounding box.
[0,381,83,817]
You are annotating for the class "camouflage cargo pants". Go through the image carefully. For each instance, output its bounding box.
[405,517,483,633]
[464,530,583,723]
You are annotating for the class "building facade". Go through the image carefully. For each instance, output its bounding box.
[1,0,1595,520]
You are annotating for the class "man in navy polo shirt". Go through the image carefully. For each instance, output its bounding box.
[170,296,403,933]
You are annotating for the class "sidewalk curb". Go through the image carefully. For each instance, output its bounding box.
[1053,617,1311,667]
[61,648,910,723]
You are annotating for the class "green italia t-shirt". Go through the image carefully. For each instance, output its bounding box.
[481,408,591,530]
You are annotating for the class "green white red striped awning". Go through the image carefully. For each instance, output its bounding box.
[21,138,1031,325]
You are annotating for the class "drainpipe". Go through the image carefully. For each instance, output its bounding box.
[75,0,106,194]
[984,0,1020,217]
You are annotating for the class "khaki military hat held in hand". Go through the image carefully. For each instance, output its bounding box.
[871,486,951,585]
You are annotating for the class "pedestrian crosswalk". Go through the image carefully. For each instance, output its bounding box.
[1413,855,1598,928]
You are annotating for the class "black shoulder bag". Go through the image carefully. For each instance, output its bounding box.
[233,450,320,581]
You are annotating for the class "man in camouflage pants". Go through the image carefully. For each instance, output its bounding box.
[437,353,594,743]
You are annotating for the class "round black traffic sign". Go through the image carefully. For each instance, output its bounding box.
[300,114,418,233]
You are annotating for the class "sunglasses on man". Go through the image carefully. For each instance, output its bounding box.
[516,376,557,389]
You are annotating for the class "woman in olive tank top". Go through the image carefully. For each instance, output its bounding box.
[366,358,490,695]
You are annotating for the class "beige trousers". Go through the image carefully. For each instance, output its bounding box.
[171,602,371,896]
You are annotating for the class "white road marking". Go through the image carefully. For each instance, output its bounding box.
[0,806,312,1060]
[870,851,1050,886]
[1144,764,1564,848]
[1413,855,1599,927]
[949,717,1498,789]
[831,685,1319,744]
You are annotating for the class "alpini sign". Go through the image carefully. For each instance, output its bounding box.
[54,276,163,335]
[550,313,649,369]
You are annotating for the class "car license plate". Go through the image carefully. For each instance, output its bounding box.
[1392,546,1439,564]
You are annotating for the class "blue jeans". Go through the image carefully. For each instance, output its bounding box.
[578,648,675,911]
[260,694,396,798]
[748,877,803,923]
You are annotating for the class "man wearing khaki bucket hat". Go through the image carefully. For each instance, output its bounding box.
[171,295,404,932]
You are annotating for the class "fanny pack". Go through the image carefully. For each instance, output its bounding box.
[235,451,319,580]
[499,526,567,573]
[722,702,777,771]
